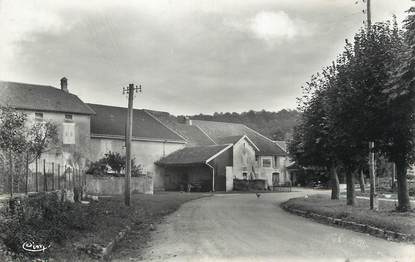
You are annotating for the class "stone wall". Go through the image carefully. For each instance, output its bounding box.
[85,174,153,195]
[233,179,266,191]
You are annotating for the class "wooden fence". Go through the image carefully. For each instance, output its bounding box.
[0,156,86,197]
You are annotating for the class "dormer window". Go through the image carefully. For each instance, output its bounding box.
[35,112,43,121]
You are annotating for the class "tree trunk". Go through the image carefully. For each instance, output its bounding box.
[391,163,396,191]
[395,160,411,212]
[330,165,340,200]
[359,170,365,193]
[346,169,355,206]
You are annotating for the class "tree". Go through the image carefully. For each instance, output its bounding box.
[0,106,58,195]
[0,107,28,195]
[289,66,341,200]
[382,8,415,211]
[27,121,58,161]
[291,21,406,207]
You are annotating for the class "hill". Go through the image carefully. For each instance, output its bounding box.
[186,109,300,141]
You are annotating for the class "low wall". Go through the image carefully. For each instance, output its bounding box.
[86,175,153,195]
[233,179,266,191]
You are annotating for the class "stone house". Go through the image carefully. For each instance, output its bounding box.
[0,78,95,167]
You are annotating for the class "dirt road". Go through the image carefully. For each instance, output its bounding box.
[136,190,415,261]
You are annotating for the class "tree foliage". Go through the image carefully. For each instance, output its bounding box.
[189,109,300,141]
[290,18,414,210]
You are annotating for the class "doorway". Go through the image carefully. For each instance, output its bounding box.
[272,172,280,186]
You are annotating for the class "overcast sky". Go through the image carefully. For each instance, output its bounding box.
[0,0,412,115]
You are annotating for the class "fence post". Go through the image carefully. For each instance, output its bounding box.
[43,159,47,192]
[25,152,29,194]
[9,151,13,197]
[17,155,20,193]
[68,166,71,189]
[52,162,55,191]
[58,164,61,190]
[1,158,3,194]
[64,165,67,189]
[35,158,39,192]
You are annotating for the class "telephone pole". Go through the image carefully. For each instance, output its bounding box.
[365,0,377,210]
[123,83,142,206]
[366,0,372,31]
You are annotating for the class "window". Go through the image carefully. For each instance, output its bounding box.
[63,122,75,144]
[65,114,73,121]
[242,172,248,180]
[262,158,272,168]
[35,112,43,121]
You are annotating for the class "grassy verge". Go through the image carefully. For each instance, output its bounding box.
[283,194,415,236]
[109,192,209,260]
[1,192,208,261]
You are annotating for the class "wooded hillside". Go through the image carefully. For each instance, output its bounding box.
[187,109,300,141]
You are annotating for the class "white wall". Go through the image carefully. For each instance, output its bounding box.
[86,174,153,195]
[230,138,256,184]
[22,110,91,168]
[89,138,185,190]
[257,155,289,187]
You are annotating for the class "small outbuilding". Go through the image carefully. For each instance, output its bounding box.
[156,144,233,192]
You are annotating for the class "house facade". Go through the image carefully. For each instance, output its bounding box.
[189,119,289,189]
[0,78,95,168]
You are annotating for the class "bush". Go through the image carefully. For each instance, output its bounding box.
[0,193,94,257]
[87,151,144,177]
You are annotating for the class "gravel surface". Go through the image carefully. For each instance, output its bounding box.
[119,189,415,262]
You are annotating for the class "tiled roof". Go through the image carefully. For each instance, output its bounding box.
[156,144,232,166]
[191,120,287,156]
[275,141,287,152]
[87,104,185,143]
[215,135,245,145]
[147,110,215,146]
[0,81,95,115]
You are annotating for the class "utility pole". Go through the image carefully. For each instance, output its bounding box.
[369,142,378,210]
[123,83,142,206]
[366,0,371,31]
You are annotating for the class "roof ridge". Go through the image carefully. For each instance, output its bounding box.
[0,80,57,89]
[191,119,245,126]
[193,124,218,145]
[143,110,188,143]
[242,125,287,154]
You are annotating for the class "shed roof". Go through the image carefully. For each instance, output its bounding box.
[0,81,95,115]
[191,120,286,156]
[156,144,232,166]
[88,104,185,143]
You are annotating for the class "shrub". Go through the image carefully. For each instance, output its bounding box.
[0,193,94,257]
[87,151,144,177]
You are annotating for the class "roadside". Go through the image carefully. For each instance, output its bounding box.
[130,190,415,262]
[282,194,415,242]
[0,192,208,261]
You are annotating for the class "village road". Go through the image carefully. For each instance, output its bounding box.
[139,189,415,262]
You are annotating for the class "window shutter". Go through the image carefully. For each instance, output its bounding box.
[63,122,76,144]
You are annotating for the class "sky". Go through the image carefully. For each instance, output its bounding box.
[0,0,413,115]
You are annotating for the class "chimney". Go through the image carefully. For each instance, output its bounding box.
[185,116,192,126]
[60,77,68,92]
